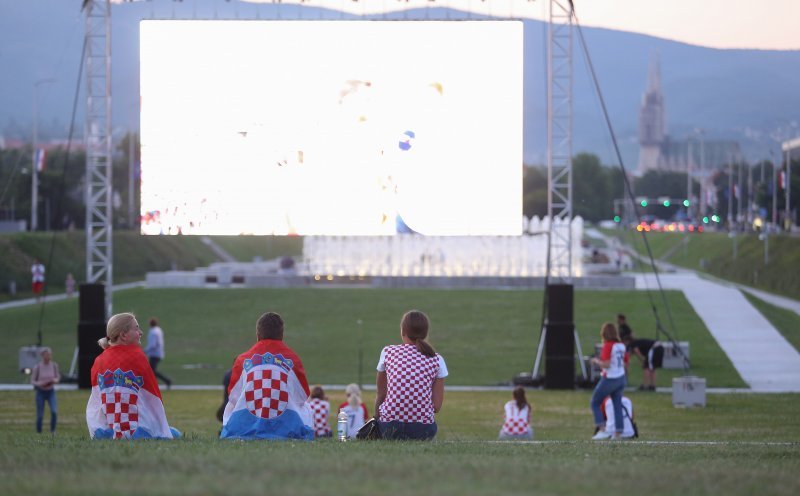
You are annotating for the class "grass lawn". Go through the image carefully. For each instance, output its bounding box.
[0,287,745,388]
[0,389,798,495]
[743,293,800,353]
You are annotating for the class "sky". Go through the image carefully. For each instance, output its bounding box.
[239,0,800,50]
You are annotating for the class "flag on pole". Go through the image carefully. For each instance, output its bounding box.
[221,339,314,440]
[779,170,786,190]
[86,344,180,439]
[733,184,740,200]
[34,148,46,172]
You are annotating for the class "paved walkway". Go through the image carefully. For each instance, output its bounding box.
[635,272,800,392]
[0,281,145,311]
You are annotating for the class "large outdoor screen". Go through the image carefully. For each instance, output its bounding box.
[140,20,523,235]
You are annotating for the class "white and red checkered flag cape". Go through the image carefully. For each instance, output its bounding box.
[221,339,314,440]
[86,344,177,439]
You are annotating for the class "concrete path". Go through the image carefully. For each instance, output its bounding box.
[635,272,800,392]
[0,281,145,311]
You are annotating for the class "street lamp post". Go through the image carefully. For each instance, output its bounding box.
[31,78,56,232]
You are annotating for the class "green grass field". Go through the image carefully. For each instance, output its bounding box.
[1,389,798,495]
[0,287,745,388]
[601,228,800,300]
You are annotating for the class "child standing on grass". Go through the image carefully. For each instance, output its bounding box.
[499,386,533,440]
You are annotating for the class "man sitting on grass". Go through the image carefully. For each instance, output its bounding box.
[220,312,314,440]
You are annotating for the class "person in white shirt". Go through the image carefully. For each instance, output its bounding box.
[338,383,369,439]
[145,317,172,388]
[499,386,533,440]
[590,322,629,440]
[602,395,636,438]
[375,310,448,440]
[31,259,45,302]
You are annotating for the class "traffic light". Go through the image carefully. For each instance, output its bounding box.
[663,200,671,207]
[613,215,621,223]
[702,216,709,224]
[640,200,648,207]
[683,199,690,207]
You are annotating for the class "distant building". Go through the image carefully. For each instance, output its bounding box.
[637,56,740,176]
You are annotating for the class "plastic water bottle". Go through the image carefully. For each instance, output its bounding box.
[337,409,348,441]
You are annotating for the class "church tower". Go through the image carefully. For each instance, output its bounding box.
[637,54,666,174]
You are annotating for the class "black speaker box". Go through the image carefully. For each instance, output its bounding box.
[77,321,106,389]
[547,284,574,324]
[545,357,575,389]
[79,283,106,323]
[545,323,575,357]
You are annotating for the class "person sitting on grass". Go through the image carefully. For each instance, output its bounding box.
[308,385,332,438]
[86,313,180,439]
[498,386,533,441]
[374,310,448,441]
[601,395,637,439]
[338,383,369,439]
[220,312,314,440]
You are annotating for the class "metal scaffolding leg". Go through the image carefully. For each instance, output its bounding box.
[84,0,113,317]
[547,0,574,279]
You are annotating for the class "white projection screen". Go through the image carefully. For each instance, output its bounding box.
[140,20,523,235]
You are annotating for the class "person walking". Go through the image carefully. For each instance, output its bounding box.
[374,310,448,441]
[145,317,172,389]
[31,347,60,434]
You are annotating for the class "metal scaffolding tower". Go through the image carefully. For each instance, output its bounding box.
[546,0,574,278]
[84,0,114,316]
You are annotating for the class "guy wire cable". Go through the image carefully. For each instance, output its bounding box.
[569,3,682,362]
[35,34,87,347]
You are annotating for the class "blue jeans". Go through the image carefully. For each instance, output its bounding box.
[35,388,57,433]
[590,375,626,432]
[378,420,437,440]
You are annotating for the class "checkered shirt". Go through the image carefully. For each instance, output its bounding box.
[501,401,531,436]
[379,345,441,424]
[244,367,289,419]
[308,398,331,436]
[101,389,139,439]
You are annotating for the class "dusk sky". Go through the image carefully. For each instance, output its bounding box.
[242,0,799,50]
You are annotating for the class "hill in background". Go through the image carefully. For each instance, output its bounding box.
[1,0,799,168]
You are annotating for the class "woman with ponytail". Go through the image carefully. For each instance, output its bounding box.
[86,313,180,439]
[374,310,448,440]
[498,386,533,440]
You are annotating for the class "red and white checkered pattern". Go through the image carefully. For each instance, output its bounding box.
[101,390,139,439]
[379,345,440,424]
[501,402,531,436]
[308,398,331,437]
[244,368,289,419]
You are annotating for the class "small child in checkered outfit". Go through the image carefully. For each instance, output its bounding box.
[308,385,332,438]
[499,386,533,440]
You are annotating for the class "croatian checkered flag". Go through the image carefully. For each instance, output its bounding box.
[86,345,178,439]
[221,340,314,440]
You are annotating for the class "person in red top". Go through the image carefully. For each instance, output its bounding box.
[589,322,629,440]
[86,313,179,439]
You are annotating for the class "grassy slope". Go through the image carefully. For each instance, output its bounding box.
[743,293,800,353]
[0,287,745,387]
[0,232,303,301]
[604,228,800,299]
[0,390,798,495]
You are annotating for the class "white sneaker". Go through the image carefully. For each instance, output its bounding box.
[592,431,612,440]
